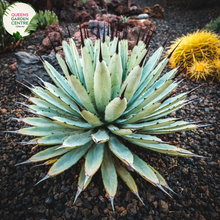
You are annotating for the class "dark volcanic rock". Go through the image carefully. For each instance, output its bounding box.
[14,51,62,84]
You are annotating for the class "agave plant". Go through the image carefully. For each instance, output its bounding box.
[11,26,204,210]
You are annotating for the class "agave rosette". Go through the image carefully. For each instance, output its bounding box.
[11,26,204,210]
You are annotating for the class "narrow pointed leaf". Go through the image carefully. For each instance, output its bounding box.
[78,162,93,190]
[123,134,162,144]
[118,102,161,124]
[108,135,133,165]
[101,147,117,199]
[126,80,173,115]
[85,143,105,177]
[144,124,198,134]
[143,121,190,131]
[80,109,103,127]
[140,46,164,85]
[74,163,93,203]
[48,142,92,177]
[94,59,111,113]
[29,98,76,117]
[56,53,71,81]
[52,116,93,129]
[141,100,186,122]
[85,38,94,60]
[129,55,168,105]
[37,131,83,145]
[62,41,78,77]
[101,42,111,66]
[22,117,62,127]
[44,60,81,104]
[109,52,123,99]
[70,39,85,85]
[130,141,197,157]
[114,159,144,204]
[119,65,143,102]
[119,40,128,80]
[107,125,136,136]
[31,86,71,114]
[44,82,80,116]
[17,126,74,136]
[29,145,72,163]
[149,165,178,195]
[29,105,75,119]
[121,118,178,130]
[70,74,96,114]
[126,45,138,74]
[109,37,118,56]
[132,154,159,186]
[61,130,92,149]
[81,45,95,102]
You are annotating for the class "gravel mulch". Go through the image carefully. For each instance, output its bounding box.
[0,1,220,220]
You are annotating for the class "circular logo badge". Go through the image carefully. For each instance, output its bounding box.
[3,2,38,38]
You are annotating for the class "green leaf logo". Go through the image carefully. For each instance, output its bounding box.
[12,31,23,38]
[25,14,38,33]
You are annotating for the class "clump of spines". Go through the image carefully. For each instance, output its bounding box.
[188,60,212,81]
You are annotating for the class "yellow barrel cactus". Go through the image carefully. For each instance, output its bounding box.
[168,30,220,81]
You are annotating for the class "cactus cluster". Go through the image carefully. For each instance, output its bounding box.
[205,16,220,35]
[0,0,22,53]
[11,26,205,210]
[168,30,220,81]
[38,10,58,30]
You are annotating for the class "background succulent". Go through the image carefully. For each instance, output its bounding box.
[38,10,58,30]
[168,30,220,81]
[0,0,22,53]
[204,16,220,35]
[11,26,204,210]
[121,15,130,23]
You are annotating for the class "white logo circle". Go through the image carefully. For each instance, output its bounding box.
[3,2,37,38]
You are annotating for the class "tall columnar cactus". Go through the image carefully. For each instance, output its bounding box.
[38,10,58,30]
[0,0,22,53]
[10,26,205,210]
